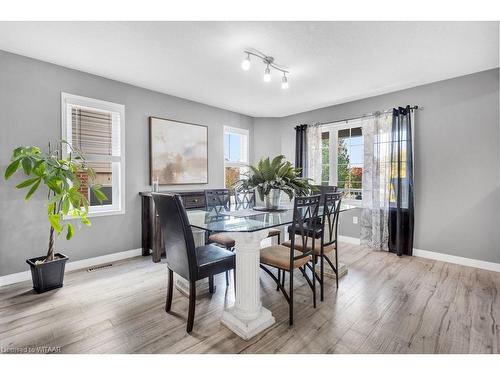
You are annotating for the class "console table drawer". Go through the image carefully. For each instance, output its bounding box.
[182,194,206,209]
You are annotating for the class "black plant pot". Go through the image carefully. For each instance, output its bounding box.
[26,253,68,293]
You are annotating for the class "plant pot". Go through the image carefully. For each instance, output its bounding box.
[26,253,68,293]
[264,189,282,210]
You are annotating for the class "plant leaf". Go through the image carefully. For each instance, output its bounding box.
[91,186,107,203]
[24,178,41,200]
[49,213,63,233]
[80,216,91,226]
[4,159,21,180]
[15,177,39,189]
[66,222,74,240]
[61,195,70,214]
[21,157,32,175]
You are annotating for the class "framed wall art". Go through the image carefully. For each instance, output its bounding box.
[149,117,208,185]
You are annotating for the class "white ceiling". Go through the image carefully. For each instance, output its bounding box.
[0,22,498,117]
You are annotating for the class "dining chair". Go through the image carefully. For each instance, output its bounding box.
[283,192,342,301]
[152,193,235,333]
[311,185,337,206]
[235,189,282,244]
[259,194,322,325]
[234,189,256,209]
[205,189,235,286]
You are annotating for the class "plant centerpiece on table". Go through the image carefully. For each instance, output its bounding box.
[4,142,106,293]
[233,155,314,210]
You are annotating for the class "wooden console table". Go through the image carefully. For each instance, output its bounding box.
[139,190,206,262]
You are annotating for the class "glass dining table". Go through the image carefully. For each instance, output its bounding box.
[186,203,355,340]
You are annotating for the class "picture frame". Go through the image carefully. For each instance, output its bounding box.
[149,116,208,185]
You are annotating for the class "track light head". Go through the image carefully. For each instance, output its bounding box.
[241,54,251,71]
[263,65,271,82]
[281,74,289,89]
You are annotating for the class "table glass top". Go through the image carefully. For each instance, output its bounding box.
[187,203,357,233]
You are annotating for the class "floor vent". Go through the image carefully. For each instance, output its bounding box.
[87,263,113,272]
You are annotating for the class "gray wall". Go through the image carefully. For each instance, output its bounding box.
[0,51,254,276]
[254,69,500,263]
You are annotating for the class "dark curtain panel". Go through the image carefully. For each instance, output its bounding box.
[294,124,308,177]
[388,106,414,256]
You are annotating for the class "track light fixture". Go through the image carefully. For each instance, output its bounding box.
[241,48,290,89]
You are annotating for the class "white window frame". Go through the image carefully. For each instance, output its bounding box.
[61,92,126,217]
[322,118,364,206]
[223,126,249,188]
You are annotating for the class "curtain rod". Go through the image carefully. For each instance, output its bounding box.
[313,105,420,127]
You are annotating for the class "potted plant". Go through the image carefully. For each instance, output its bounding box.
[233,155,314,210]
[4,142,106,293]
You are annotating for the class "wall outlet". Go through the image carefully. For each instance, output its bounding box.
[353,216,358,224]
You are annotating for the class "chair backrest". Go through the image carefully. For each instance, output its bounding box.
[234,190,256,209]
[152,193,197,281]
[289,194,322,266]
[311,185,337,206]
[322,192,342,247]
[205,189,231,210]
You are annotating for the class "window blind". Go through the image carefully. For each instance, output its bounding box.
[71,107,113,156]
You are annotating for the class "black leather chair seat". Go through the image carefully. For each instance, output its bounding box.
[196,244,235,279]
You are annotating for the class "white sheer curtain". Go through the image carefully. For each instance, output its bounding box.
[360,112,392,250]
[306,123,322,185]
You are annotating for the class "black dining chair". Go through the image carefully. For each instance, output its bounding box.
[311,185,337,206]
[259,194,322,325]
[234,189,256,209]
[283,192,342,300]
[235,189,282,244]
[152,193,235,333]
[204,189,235,286]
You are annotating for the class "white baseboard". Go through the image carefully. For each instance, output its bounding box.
[0,248,143,287]
[413,248,500,273]
[338,235,361,245]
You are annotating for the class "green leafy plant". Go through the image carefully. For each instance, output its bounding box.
[233,155,315,201]
[4,141,106,263]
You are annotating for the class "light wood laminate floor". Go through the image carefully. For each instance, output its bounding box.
[1,243,499,354]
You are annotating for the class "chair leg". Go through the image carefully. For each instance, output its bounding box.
[335,249,339,290]
[233,267,236,292]
[320,255,325,301]
[276,269,281,291]
[187,280,196,333]
[277,233,281,245]
[165,268,173,312]
[281,270,285,288]
[289,270,294,326]
[209,275,215,294]
[312,256,316,308]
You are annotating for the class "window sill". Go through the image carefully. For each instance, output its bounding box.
[342,199,362,208]
[64,209,125,221]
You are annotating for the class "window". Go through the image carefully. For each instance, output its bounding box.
[321,132,330,185]
[61,93,125,216]
[224,126,249,188]
[321,120,364,203]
